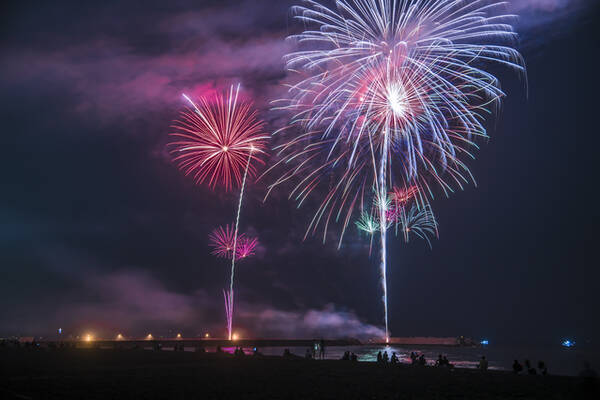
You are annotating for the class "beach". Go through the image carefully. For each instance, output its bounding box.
[1,348,594,399]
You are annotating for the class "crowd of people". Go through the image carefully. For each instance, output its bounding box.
[512,359,549,375]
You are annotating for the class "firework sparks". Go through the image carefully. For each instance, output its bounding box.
[236,235,258,259]
[170,85,269,191]
[209,224,237,259]
[266,0,525,341]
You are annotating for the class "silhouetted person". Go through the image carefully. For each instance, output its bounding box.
[513,359,523,374]
[305,349,312,359]
[351,352,358,362]
[436,354,443,367]
[391,352,398,364]
[538,361,548,375]
[419,354,426,366]
[579,361,598,397]
[410,352,417,365]
[525,360,537,375]
[478,356,488,371]
[319,339,326,359]
[342,351,350,361]
[283,348,291,358]
[216,345,224,354]
[383,351,389,363]
[377,351,383,363]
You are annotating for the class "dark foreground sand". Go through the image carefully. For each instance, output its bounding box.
[0,348,596,399]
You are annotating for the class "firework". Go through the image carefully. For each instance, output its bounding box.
[266,0,525,341]
[171,85,268,341]
[170,85,269,191]
[399,204,438,247]
[236,236,258,259]
[356,211,379,255]
[208,224,237,258]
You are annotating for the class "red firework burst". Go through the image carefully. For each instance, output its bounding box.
[390,185,419,208]
[170,85,269,191]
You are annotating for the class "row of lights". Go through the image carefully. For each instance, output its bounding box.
[80,332,242,341]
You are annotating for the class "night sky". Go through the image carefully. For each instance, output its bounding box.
[1,0,598,344]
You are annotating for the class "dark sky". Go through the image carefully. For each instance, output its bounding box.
[1,0,598,344]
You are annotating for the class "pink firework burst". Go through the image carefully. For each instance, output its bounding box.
[169,85,269,191]
[208,224,239,258]
[236,236,258,259]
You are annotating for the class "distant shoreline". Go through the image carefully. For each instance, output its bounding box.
[31,336,477,348]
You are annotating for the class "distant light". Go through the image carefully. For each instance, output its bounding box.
[116,334,123,340]
[232,333,239,341]
[562,339,575,348]
[146,334,153,340]
[480,339,489,346]
[205,333,210,338]
[58,328,62,335]
[176,333,182,339]
[85,334,93,342]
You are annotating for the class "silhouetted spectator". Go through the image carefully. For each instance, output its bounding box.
[478,356,488,371]
[410,352,417,365]
[513,359,523,374]
[383,351,389,363]
[377,351,383,363]
[418,354,426,366]
[538,361,548,375]
[351,352,358,362]
[319,339,326,359]
[525,360,537,375]
[283,348,291,358]
[305,349,312,359]
[579,361,598,396]
[391,352,398,364]
[436,354,443,367]
[342,351,350,361]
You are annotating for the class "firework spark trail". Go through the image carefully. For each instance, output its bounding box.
[223,289,233,338]
[227,148,253,340]
[374,121,391,342]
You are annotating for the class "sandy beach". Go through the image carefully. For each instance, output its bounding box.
[1,348,595,399]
